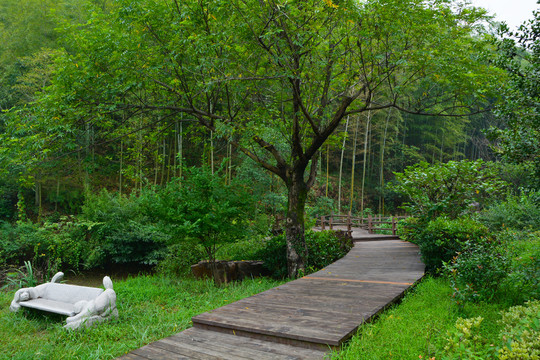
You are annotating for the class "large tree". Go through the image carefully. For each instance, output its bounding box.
[33,0,502,276]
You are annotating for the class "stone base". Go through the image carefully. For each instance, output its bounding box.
[191,260,269,285]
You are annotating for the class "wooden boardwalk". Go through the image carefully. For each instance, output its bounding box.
[119,238,424,359]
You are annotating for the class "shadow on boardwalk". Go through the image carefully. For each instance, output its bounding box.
[119,233,425,360]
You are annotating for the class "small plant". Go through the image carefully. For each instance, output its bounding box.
[439,317,493,359]
[2,261,38,290]
[497,300,540,359]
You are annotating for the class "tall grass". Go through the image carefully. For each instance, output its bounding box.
[0,275,284,360]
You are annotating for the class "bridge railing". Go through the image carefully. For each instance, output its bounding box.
[316,214,409,236]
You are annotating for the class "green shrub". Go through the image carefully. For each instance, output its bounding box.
[146,166,254,265]
[434,301,540,360]
[155,242,205,276]
[80,189,169,268]
[306,230,353,272]
[501,231,540,304]
[497,300,540,359]
[253,234,289,278]
[0,219,88,279]
[255,230,353,278]
[417,217,491,274]
[443,240,510,304]
[396,216,422,243]
[214,237,267,262]
[479,189,540,231]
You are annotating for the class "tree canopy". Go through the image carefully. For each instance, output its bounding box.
[1,0,509,276]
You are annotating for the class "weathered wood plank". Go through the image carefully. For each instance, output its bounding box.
[116,354,148,360]
[177,327,328,358]
[164,328,327,360]
[131,344,191,360]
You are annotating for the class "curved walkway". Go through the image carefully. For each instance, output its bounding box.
[119,234,425,359]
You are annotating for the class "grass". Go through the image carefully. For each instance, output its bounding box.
[332,277,458,359]
[0,275,285,360]
[331,277,513,360]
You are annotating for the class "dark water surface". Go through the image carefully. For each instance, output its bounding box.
[63,265,154,287]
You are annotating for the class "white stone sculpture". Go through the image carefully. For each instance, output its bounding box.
[10,272,118,330]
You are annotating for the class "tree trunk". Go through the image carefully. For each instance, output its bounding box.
[337,116,349,213]
[349,115,361,213]
[285,174,308,278]
[361,111,372,215]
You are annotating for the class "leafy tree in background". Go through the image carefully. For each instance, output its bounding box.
[19,0,503,276]
[147,166,253,272]
[490,10,540,187]
[389,160,507,220]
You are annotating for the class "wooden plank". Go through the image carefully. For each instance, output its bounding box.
[116,354,148,360]
[165,328,327,360]
[131,344,191,360]
[176,327,317,356]
[151,337,224,360]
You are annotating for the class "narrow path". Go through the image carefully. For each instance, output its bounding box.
[119,234,424,359]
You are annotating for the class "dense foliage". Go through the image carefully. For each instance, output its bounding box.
[399,216,492,274]
[0,0,508,277]
[480,189,540,231]
[490,11,540,187]
[255,230,354,278]
[389,160,507,220]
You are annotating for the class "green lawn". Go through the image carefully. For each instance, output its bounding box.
[332,276,533,360]
[0,275,285,360]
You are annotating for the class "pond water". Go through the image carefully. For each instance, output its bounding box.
[62,265,154,287]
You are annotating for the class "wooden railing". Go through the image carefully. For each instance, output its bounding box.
[316,214,408,236]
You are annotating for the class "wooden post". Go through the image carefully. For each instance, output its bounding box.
[368,214,373,234]
[392,216,397,236]
[329,212,333,230]
[321,215,325,230]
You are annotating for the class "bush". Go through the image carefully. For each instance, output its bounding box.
[443,240,510,304]
[255,230,353,278]
[479,189,540,231]
[396,216,422,243]
[435,301,540,360]
[0,219,87,279]
[501,231,540,304]
[440,316,492,359]
[155,242,205,276]
[416,217,492,274]
[80,189,169,268]
[146,166,254,265]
